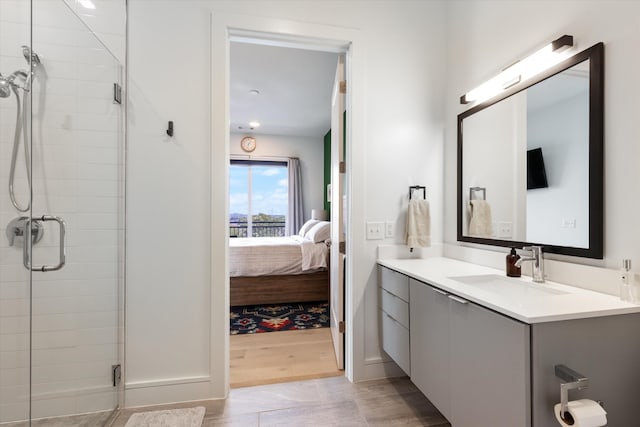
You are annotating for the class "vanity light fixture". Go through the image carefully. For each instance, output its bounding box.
[460,34,574,105]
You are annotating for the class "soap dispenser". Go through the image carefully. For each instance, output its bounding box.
[506,248,521,277]
[620,259,632,302]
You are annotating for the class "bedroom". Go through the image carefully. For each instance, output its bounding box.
[227,41,344,386]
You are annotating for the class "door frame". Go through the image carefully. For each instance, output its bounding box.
[210,12,361,397]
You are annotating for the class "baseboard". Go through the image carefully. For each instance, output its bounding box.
[356,358,406,382]
[124,376,222,408]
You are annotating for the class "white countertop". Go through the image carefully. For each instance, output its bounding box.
[378,257,640,324]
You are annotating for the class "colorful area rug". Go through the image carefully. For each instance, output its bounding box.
[230,301,329,334]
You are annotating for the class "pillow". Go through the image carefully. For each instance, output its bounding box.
[298,219,320,237]
[305,221,331,243]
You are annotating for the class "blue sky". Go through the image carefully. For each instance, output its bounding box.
[229,164,288,216]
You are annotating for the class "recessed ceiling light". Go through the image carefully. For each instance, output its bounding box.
[248,89,260,95]
[249,121,260,128]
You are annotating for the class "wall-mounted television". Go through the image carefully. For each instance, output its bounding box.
[527,147,549,190]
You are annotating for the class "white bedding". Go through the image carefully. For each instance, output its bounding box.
[229,235,328,277]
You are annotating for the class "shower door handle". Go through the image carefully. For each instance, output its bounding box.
[23,215,66,272]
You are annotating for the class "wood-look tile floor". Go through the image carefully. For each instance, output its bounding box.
[230,328,343,388]
[4,411,113,427]
[111,376,451,426]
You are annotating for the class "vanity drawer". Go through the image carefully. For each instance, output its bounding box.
[381,267,409,301]
[382,288,410,328]
[381,308,411,375]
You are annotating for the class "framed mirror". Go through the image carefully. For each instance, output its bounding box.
[457,43,604,258]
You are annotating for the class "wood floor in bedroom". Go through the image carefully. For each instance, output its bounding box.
[230,328,343,388]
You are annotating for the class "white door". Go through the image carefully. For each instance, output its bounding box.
[330,55,345,369]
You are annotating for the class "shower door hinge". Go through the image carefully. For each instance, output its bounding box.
[339,321,345,333]
[339,80,346,94]
[113,83,122,104]
[112,364,122,387]
[339,162,346,173]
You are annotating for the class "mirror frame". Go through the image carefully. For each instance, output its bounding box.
[457,42,604,258]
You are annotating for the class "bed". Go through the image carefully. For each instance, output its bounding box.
[229,234,330,306]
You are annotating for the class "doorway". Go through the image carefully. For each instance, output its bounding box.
[226,38,347,388]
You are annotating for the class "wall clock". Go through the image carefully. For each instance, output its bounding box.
[240,136,256,153]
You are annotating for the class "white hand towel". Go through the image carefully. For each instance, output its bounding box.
[468,200,492,237]
[405,199,431,248]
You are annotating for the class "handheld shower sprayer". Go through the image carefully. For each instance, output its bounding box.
[2,45,41,212]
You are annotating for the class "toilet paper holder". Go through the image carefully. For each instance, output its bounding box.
[555,364,591,421]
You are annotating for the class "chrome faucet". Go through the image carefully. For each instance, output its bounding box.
[515,246,545,283]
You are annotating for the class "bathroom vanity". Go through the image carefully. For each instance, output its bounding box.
[378,257,640,427]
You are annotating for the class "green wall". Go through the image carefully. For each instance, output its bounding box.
[323,111,347,218]
[323,130,331,216]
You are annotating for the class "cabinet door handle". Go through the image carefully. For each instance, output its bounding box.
[432,288,448,296]
[448,295,468,304]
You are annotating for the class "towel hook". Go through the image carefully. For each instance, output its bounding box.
[469,186,486,201]
[409,186,426,200]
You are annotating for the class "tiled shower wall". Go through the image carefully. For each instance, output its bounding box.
[0,0,124,422]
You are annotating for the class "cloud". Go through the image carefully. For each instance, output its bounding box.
[278,179,288,187]
[261,168,282,177]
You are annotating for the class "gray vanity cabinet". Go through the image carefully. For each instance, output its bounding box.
[409,279,451,419]
[380,267,411,375]
[448,290,530,427]
[409,277,530,427]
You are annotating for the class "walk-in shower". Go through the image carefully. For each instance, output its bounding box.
[0,1,125,425]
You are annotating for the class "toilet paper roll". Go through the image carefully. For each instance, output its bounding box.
[554,399,607,427]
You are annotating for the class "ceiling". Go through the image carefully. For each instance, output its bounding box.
[230,42,339,138]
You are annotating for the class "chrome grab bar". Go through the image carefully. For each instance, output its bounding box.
[23,215,66,272]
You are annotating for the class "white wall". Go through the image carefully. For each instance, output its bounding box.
[527,91,589,248]
[127,0,446,405]
[444,1,640,289]
[229,132,324,222]
[62,0,126,64]
[461,94,525,239]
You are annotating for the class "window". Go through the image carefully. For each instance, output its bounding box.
[229,160,288,237]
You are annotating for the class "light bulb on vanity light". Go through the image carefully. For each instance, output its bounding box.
[460,35,574,105]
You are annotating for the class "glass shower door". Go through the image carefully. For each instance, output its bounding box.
[28,0,125,423]
[1,1,35,424]
[1,0,124,424]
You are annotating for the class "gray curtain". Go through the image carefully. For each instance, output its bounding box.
[287,157,304,235]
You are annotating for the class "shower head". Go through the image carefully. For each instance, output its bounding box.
[21,45,40,66]
[0,70,29,97]
[0,74,11,98]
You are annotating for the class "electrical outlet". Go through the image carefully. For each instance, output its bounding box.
[562,218,576,228]
[497,221,513,238]
[385,221,394,238]
[366,222,384,240]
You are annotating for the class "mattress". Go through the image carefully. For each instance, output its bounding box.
[229,235,328,277]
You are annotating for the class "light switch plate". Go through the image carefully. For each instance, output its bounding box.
[366,222,384,240]
[385,221,394,238]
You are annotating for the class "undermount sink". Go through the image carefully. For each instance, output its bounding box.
[448,274,568,297]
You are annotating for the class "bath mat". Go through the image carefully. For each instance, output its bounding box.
[230,301,329,334]
[124,406,205,427]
